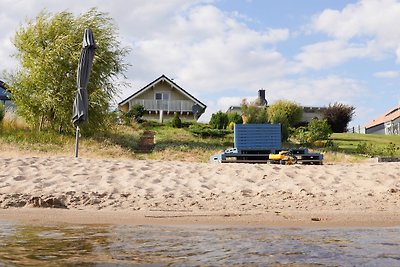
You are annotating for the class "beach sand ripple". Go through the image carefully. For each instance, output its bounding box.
[0,157,398,216]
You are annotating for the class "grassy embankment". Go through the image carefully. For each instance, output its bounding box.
[0,118,399,162]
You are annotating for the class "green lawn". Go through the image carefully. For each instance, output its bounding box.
[1,121,399,161]
[329,133,400,157]
[141,123,234,162]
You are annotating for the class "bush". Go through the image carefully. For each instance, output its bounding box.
[324,103,355,133]
[307,118,332,143]
[209,111,229,129]
[227,112,243,124]
[293,119,332,145]
[383,142,400,157]
[171,113,182,128]
[122,104,145,125]
[188,128,232,138]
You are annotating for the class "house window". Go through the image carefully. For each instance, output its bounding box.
[155,92,169,101]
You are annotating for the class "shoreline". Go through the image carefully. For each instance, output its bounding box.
[1,208,400,228]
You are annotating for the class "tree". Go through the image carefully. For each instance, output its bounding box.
[209,111,229,129]
[8,8,129,133]
[171,113,182,128]
[124,104,145,123]
[267,100,303,127]
[324,103,355,133]
[241,99,268,124]
[227,112,243,125]
[268,109,290,141]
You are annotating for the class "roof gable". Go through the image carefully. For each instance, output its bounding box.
[365,106,400,129]
[119,75,206,108]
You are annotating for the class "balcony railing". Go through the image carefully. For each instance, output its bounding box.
[130,99,195,113]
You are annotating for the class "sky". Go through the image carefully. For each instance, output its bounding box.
[1,0,400,128]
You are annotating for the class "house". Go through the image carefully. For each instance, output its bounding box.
[300,106,327,124]
[119,75,207,122]
[226,89,267,115]
[226,89,326,125]
[0,80,12,106]
[364,106,400,135]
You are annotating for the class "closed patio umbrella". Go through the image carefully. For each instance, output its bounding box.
[72,28,96,157]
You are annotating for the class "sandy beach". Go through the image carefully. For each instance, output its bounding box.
[0,156,399,227]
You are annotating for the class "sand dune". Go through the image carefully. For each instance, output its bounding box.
[0,156,399,226]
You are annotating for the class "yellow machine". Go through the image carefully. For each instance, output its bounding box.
[268,151,297,165]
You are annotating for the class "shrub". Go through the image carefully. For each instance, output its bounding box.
[188,128,232,138]
[307,118,332,143]
[122,104,145,125]
[227,112,243,124]
[324,103,355,133]
[293,119,332,145]
[383,142,400,157]
[293,126,308,144]
[171,113,182,128]
[209,111,229,129]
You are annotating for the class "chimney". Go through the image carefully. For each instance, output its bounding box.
[258,89,267,106]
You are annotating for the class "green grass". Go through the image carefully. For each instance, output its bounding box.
[1,119,399,162]
[0,124,143,159]
[141,123,234,162]
[329,133,400,157]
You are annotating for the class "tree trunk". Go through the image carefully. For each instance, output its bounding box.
[39,115,44,131]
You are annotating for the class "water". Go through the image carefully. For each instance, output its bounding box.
[0,221,399,266]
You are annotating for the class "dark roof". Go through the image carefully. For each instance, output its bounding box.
[119,74,207,109]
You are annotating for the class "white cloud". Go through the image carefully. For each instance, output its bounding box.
[312,0,400,41]
[130,4,291,95]
[295,40,367,70]
[298,0,400,70]
[266,76,367,107]
[373,70,400,78]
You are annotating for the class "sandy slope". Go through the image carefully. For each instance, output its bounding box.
[0,156,399,226]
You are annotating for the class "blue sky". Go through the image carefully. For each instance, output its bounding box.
[0,0,399,128]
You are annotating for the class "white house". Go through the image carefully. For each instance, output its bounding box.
[365,106,400,135]
[119,75,207,122]
[226,89,326,125]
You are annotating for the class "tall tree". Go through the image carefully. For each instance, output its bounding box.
[241,99,268,124]
[324,103,355,133]
[267,100,303,127]
[8,8,129,133]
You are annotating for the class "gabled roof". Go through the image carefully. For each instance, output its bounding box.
[365,106,400,129]
[119,74,206,109]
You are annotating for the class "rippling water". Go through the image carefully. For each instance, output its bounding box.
[0,221,399,266]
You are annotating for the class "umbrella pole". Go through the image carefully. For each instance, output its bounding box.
[74,124,80,158]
